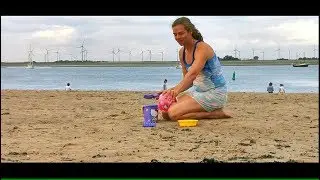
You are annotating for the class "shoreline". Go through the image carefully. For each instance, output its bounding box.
[1,60,319,67]
[1,90,318,162]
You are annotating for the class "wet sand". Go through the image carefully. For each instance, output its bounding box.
[1,90,318,162]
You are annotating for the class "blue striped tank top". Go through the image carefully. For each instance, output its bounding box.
[183,40,227,91]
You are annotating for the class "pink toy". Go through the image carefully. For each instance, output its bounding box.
[158,93,176,112]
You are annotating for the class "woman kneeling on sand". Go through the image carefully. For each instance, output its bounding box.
[159,17,232,121]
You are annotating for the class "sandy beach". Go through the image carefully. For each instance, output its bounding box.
[1,90,318,162]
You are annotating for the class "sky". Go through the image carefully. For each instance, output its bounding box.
[1,16,319,62]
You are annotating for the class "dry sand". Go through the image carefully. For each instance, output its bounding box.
[1,90,318,162]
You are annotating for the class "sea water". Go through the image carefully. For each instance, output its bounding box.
[1,65,318,93]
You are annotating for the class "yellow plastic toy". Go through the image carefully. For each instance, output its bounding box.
[178,119,198,127]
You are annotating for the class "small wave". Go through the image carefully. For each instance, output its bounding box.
[34,67,52,69]
[2,67,25,69]
[285,80,318,87]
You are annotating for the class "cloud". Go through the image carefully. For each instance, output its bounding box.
[31,25,76,45]
[267,19,319,45]
[1,16,319,62]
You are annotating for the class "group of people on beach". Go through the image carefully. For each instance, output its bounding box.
[267,82,286,94]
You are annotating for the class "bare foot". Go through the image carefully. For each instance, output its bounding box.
[222,108,233,118]
[209,108,232,119]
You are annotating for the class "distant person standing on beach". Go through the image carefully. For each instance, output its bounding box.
[158,16,231,121]
[65,83,71,91]
[163,79,168,90]
[267,82,274,93]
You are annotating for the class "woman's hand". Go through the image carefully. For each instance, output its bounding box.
[161,88,178,99]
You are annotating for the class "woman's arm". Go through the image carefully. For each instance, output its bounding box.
[173,43,209,96]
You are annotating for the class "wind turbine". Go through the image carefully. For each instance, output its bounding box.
[45,48,53,63]
[296,51,301,60]
[275,44,281,59]
[82,48,85,61]
[117,48,122,62]
[140,49,144,61]
[77,40,85,61]
[233,46,238,58]
[260,51,265,60]
[313,45,318,59]
[236,49,240,59]
[110,48,117,62]
[128,49,134,61]
[43,51,47,63]
[288,49,291,60]
[252,48,256,59]
[84,49,89,61]
[147,49,152,61]
[159,50,164,61]
[232,44,240,59]
[69,53,73,61]
[27,45,35,68]
[54,49,60,61]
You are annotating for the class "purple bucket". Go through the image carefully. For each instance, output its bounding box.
[143,104,158,127]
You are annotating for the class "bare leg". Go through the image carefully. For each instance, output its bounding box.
[162,107,231,120]
[178,108,232,120]
[161,94,189,120]
[165,94,232,121]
